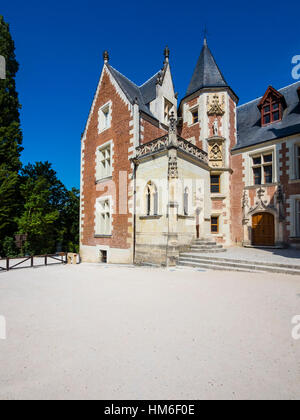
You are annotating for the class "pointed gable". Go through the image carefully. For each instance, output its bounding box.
[257,85,287,110]
[186,39,228,97]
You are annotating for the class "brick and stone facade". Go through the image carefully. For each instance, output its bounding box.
[80,42,300,265]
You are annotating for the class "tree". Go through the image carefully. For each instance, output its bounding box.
[16,162,79,255]
[16,162,65,254]
[60,188,80,253]
[0,15,23,254]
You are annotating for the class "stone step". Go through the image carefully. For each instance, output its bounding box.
[177,261,266,273]
[178,256,300,276]
[179,254,300,271]
[183,248,227,254]
[191,245,223,250]
[193,241,217,246]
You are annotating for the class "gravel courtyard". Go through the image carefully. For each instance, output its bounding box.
[0,263,300,400]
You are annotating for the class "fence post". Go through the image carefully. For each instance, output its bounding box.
[31,256,34,267]
[45,255,47,266]
[6,258,9,271]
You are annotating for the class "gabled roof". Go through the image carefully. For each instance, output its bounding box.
[186,39,228,97]
[257,85,287,109]
[106,64,157,118]
[235,81,300,150]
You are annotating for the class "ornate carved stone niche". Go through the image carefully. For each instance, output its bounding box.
[207,94,225,116]
[207,136,225,168]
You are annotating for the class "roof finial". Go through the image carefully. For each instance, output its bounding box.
[103,50,109,64]
[203,26,208,46]
[164,45,170,63]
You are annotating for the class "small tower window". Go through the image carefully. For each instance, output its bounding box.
[192,110,198,124]
[210,174,221,193]
[211,216,219,233]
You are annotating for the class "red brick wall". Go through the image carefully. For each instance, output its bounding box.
[141,117,167,144]
[179,97,202,149]
[230,154,244,244]
[81,70,132,250]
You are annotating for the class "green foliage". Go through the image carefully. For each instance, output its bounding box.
[2,236,18,257]
[0,15,23,253]
[16,162,76,255]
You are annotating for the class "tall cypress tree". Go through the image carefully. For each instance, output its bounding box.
[0,15,23,254]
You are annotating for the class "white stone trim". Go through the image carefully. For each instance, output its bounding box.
[95,139,114,182]
[287,194,300,237]
[286,136,300,180]
[94,195,113,236]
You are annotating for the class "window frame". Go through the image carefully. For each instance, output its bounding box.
[210,174,221,194]
[95,196,112,236]
[296,145,300,180]
[98,101,112,133]
[296,200,300,237]
[189,106,199,126]
[261,96,282,126]
[251,151,274,186]
[211,216,219,234]
[96,141,113,181]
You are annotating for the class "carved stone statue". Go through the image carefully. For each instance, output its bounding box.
[213,119,218,136]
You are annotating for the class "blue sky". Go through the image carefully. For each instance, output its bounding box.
[1,0,300,189]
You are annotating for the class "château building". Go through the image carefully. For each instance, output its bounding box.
[80,41,300,265]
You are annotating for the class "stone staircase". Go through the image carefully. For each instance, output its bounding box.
[186,238,226,254]
[177,239,300,276]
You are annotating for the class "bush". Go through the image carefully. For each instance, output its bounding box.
[2,236,19,258]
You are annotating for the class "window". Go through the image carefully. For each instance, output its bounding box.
[98,102,111,132]
[297,146,300,179]
[211,216,219,233]
[96,142,112,181]
[96,198,111,235]
[211,174,221,193]
[261,97,282,126]
[145,182,158,216]
[191,109,198,124]
[164,98,174,124]
[252,152,273,185]
[296,200,300,237]
[183,187,189,215]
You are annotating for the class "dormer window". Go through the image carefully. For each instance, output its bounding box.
[262,99,281,125]
[258,86,286,127]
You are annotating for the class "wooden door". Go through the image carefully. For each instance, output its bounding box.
[252,213,275,246]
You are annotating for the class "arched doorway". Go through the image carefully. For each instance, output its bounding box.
[252,212,275,246]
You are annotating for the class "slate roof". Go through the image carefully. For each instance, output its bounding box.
[235,81,300,151]
[186,40,229,97]
[106,64,158,119]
